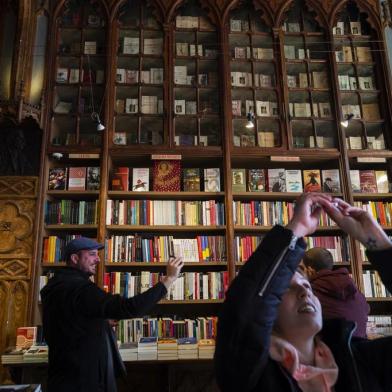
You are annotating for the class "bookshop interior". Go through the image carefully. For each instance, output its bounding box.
[1,0,392,390]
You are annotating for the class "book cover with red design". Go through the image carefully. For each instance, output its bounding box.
[303,169,321,192]
[68,167,86,190]
[153,160,181,191]
[112,167,129,191]
[359,170,377,193]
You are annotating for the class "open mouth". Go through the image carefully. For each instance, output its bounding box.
[298,303,316,314]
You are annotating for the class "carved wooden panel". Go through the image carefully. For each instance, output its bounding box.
[0,258,30,280]
[0,177,38,197]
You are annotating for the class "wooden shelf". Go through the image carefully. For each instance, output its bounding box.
[158,299,223,304]
[232,192,343,200]
[42,262,66,268]
[234,225,341,233]
[47,190,99,198]
[45,224,98,230]
[106,225,226,232]
[353,193,392,201]
[105,262,227,267]
[108,191,225,200]
[366,297,392,302]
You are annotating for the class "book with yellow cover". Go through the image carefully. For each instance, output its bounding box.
[303,170,321,192]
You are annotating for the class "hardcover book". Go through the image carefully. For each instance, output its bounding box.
[248,169,266,192]
[303,170,321,192]
[285,170,303,193]
[321,169,341,193]
[204,168,221,192]
[359,170,377,193]
[132,168,149,191]
[68,167,86,191]
[183,168,200,191]
[375,171,389,193]
[86,167,100,190]
[232,169,246,192]
[153,160,181,192]
[112,167,129,191]
[267,168,286,192]
[350,170,361,192]
[48,168,67,190]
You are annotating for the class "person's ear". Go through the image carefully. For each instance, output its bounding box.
[69,253,79,266]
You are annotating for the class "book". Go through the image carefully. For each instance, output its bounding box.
[350,21,361,35]
[132,168,149,191]
[358,76,374,90]
[16,327,37,350]
[183,168,200,191]
[113,132,127,145]
[48,168,67,190]
[303,170,321,192]
[54,101,72,114]
[68,167,86,190]
[153,160,181,192]
[56,68,68,83]
[257,131,275,147]
[143,38,163,55]
[333,21,345,35]
[112,167,129,191]
[204,168,221,192]
[84,41,96,54]
[312,72,328,88]
[375,170,389,193]
[125,98,138,114]
[322,169,341,193]
[359,170,377,193]
[245,169,265,192]
[362,103,381,121]
[267,168,286,192]
[86,167,100,190]
[350,170,361,192]
[123,37,139,54]
[69,68,79,83]
[232,169,246,192]
[356,46,372,62]
[285,170,303,193]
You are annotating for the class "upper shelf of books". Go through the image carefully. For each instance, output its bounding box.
[47,0,390,154]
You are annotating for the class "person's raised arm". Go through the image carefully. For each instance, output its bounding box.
[215,193,332,391]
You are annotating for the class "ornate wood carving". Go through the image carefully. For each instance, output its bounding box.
[0,258,30,280]
[0,177,38,198]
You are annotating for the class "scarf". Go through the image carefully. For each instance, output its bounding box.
[269,335,338,392]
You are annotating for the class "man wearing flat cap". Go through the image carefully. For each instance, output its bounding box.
[41,237,183,392]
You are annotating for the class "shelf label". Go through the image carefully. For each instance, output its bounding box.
[68,153,100,159]
[270,156,300,162]
[151,154,182,160]
[357,157,386,163]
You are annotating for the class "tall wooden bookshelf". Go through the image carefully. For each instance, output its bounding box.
[35,0,392,336]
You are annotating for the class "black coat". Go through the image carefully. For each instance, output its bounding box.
[214,225,392,392]
[41,267,167,392]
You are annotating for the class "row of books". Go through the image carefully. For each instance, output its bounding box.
[230,73,275,88]
[338,75,375,91]
[233,235,349,263]
[231,168,341,193]
[106,235,226,263]
[117,316,217,344]
[104,271,228,300]
[114,96,164,115]
[45,200,98,225]
[293,136,335,149]
[111,165,221,192]
[363,270,392,298]
[288,102,332,118]
[174,99,218,115]
[175,15,214,30]
[119,337,215,361]
[116,68,163,84]
[48,167,100,191]
[56,67,105,84]
[232,100,278,117]
[287,71,328,89]
[231,46,274,60]
[1,345,48,365]
[341,103,381,121]
[174,66,218,85]
[347,135,385,150]
[120,37,163,55]
[367,316,392,337]
[176,42,218,58]
[350,170,389,193]
[333,21,364,36]
[335,46,372,63]
[354,202,392,226]
[105,200,225,226]
[284,46,311,60]
[233,131,277,148]
[43,235,82,263]
[233,201,335,227]
[58,41,102,55]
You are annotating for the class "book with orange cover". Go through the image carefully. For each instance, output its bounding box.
[153,160,181,191]
[112,167,129,191]
[16,326,37,350]
[68,167,86,190]
[303,169,321,192]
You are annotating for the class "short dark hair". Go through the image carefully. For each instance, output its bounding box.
[303,247,334,271]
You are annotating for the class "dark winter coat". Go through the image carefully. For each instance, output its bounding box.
[41,267,167,392]
[215,225,392,392]
[310,268,370,338]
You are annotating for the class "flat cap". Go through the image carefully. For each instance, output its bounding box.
[64,237,104,261]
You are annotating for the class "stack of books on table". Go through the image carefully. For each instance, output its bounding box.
[137,337,157,361]
[1,347,26,364]
[157,338,178,360]
[118,342,138,361]
[178,337,198,359]
[22,344,48,363]
[198,339,215,359]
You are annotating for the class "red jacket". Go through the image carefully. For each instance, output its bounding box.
[310,268,369,338]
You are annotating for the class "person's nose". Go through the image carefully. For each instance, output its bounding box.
[297,284,310,299]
